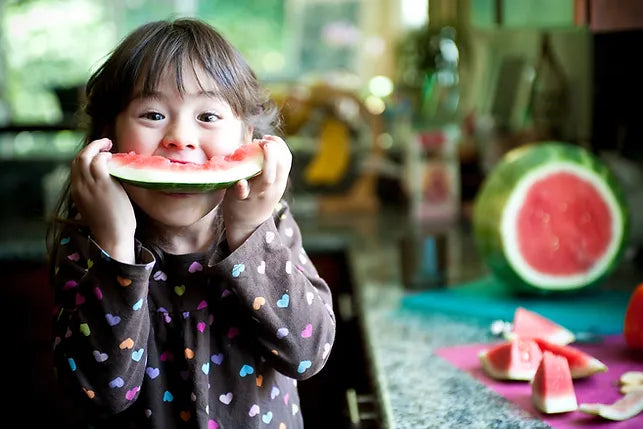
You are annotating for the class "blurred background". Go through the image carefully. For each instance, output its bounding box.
[2,0,643,427]
[3,0,643,240]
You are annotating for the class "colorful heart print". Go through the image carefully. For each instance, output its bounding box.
[232,264,245,278]
[297,360,312,373]
[249,404,260,417]
[219,392,233,405]
[240,364,254,377]
[132,348,144,362]
[105,313,121,326]
[93,350,108,362]
[301,324,312,338]
[277,294,290,308]
[117,276,132,287]
[109,377,124,388]
[153,270,167,281]
[188,261,203,273]
[146,367,160,379]
[125,386,140,401]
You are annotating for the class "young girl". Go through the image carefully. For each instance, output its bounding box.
[47,18,336,428]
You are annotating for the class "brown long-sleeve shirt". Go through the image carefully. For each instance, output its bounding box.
[51,201,336,428]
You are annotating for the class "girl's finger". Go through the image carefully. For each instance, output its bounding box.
[260,141,277,185]
[89,151,113,179]
[234,179,250,200]
[73,138,113,176]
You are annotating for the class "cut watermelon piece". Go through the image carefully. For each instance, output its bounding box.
[479,338,543,381]
[473,142,629,293]
[107,142,264,192]
[505,307,575,345]
[532,338,607,378]
[531,350,578,414]
[579,391,643,421]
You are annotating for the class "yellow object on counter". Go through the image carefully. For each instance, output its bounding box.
[304,117,350,186]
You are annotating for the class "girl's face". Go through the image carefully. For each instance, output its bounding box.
[114,63,251,229]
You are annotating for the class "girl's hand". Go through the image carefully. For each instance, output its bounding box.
[222,135,292,250]
[70,138,137,263]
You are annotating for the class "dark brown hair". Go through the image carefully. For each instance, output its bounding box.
[46,18,280,274]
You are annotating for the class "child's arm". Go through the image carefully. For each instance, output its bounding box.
[211,201,337,379]
[51,224,155,415]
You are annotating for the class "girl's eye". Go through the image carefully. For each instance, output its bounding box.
[141,111,164,121]
[198,112,220,123]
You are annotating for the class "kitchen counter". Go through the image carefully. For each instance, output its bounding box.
[298,207,642,429]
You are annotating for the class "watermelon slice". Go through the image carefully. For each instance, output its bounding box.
[531,351,578,414]
[479,338,543,381]
[532,338,607,378]
[107,142,264,192]
[505,307,575,345]
[579,391,643,421]
[473,142,629,293]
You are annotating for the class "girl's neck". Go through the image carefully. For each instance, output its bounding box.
[141,210,223,255]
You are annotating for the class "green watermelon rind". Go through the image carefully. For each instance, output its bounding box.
[110,171,261,193]
[107,145,263,193]
[473,142,630,294]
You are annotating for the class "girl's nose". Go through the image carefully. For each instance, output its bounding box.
[161,121,198,150]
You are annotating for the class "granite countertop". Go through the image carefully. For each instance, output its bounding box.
[296,208,554,428]
[318,212,548,429]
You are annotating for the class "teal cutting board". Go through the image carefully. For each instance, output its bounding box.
[401,276,631,335]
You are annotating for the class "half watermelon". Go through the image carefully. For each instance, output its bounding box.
[473,142,629,293]
[107,142,264,192]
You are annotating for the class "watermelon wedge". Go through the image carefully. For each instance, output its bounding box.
[531,351,578,414]
[505,307,575,345]
[532,338,607,378]
[107,142,264,192]
[579,391,643,421]
[479,338,543,381]
[473,142,629,293]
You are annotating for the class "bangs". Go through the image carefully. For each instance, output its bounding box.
[129,23,246,115]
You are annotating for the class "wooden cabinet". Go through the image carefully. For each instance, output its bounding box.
[582,0,643,32]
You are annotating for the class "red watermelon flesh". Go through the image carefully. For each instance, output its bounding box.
[506,307,575,345]
[517,172,612,275]
[531,351,578,414]
[479,338,543,381]
[107,142,264,192]
[533,338,607,378]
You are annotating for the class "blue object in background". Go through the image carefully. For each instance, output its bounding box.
[401,275,630,335]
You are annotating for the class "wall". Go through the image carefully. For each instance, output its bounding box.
[464,26,592,145]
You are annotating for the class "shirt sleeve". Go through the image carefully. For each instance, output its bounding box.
[209,201,337,379]
[51,224,155,415]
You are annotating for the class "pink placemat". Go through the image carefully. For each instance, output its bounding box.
[435,335,643,428]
